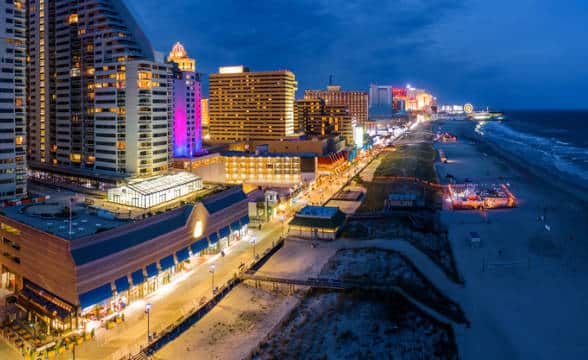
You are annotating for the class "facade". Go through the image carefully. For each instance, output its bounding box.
[223,151,317,186]
[368,84,395,119]
[0,0,27,200]
[26,0,171,178]
[0,186,248,332]
[288,205,346,240]
[167,42,202,157]
[93,60,172,176]
[209,66,298,143]
[201,98,209,140]
[304,85,368,126]
[295,99,353,145]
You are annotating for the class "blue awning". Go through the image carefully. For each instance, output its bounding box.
[131,270,145,285]
[191,238,209,254]
[230,221,241,232]
[219,226,230,238]
[114,276,130,293]
[146,263,159,278]
[79,284,113,310]
[240,215,250,226]
[159,255,175,271]
[208,232,219,245]
[176,247,190,262]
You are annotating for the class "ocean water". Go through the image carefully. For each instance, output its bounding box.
[474,110,588,182]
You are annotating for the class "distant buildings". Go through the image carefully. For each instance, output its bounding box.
[168,42,202,157]
[26,0,173,180]
[369,84,395,118]
[295,99,353,146]
[304,85,368,126]
[369,84,435,118]
[201,98,210,140]
[0,0,27,200]
[209,66,298,143]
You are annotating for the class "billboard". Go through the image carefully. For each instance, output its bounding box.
[392,87,407,98]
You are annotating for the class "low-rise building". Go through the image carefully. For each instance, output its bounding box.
[288,205,346,240]
[0,186,249,333]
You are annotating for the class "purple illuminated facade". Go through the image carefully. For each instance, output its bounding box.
[168,43,202,157]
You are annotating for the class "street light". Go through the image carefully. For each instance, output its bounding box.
[250,236,257,259]
[145,303,152,343]
[209,264,216,294]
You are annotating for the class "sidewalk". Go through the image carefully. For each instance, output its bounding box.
[73,221,282,360]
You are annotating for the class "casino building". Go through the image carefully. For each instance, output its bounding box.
[0,186,248,332]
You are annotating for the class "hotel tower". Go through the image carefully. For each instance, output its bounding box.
[26,0,172,179]
[209,66,298,143]
[0,0,27,200]
[167,42,201,157]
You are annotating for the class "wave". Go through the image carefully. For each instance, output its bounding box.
[475,121,588,182]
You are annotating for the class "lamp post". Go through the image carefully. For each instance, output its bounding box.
[250,236,256,259]
[209,264,216,294]
[145,303,152,343]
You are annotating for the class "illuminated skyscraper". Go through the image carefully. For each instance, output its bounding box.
[209,66,297,143]
[26,0,172,179]
[167,42,201,157]
[0,0,27,200]
[304,85,368,126]
[368,84,395,118]
[295,99,353,145]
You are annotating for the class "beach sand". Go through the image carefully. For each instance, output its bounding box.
[436,120,588,359]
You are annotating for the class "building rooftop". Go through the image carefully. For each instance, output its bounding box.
[290,206,346,229]
[297,205,340,218]
[70,205,193,266]
[124,172,201,195]
[201,187,247,214]
[222,151,316,158]
[1,197,128,240]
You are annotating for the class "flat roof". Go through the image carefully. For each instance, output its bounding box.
[1,193,128,240]
[123,172,201,195]
[297,205,340,219]
[222,151,316,158]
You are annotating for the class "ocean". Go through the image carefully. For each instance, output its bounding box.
[473,110,588,183]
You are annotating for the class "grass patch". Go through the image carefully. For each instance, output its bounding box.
[374,142,438,182]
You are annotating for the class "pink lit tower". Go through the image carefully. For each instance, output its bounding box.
[167,42,202,157]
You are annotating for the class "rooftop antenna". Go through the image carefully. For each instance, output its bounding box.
[328,74,333,86]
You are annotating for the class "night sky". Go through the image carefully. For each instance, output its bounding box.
[127,0,588,110]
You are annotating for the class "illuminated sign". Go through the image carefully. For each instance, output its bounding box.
[219,66,245,74]
[392,88,407,97]
[464,103,474,114]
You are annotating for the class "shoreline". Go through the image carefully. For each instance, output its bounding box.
[454,120,588,206]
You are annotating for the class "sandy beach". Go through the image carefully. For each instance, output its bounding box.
[436,120,588,359]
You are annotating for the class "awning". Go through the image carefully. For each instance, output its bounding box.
[190,238,209,254]
[79,284,113,310]
[146,263,159,278]
[219,226,230,238]
[114,276,130,293]
[208,232,219,245]
[230,221,241,232]
[176,247,190,262]
[159,255,175,271]
[131,270,145,285]
[240,215,250,226]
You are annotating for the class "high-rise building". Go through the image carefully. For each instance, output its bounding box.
[201,98,210,140]
[295,99,353,145]
[26,0,172,178]
[209,66,298,143]
[304,85,368,126]
[0,0,27,200]
[167,42,201,157]
[368,84,395,119]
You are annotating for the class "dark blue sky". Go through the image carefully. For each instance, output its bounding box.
[127,0,588,109]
